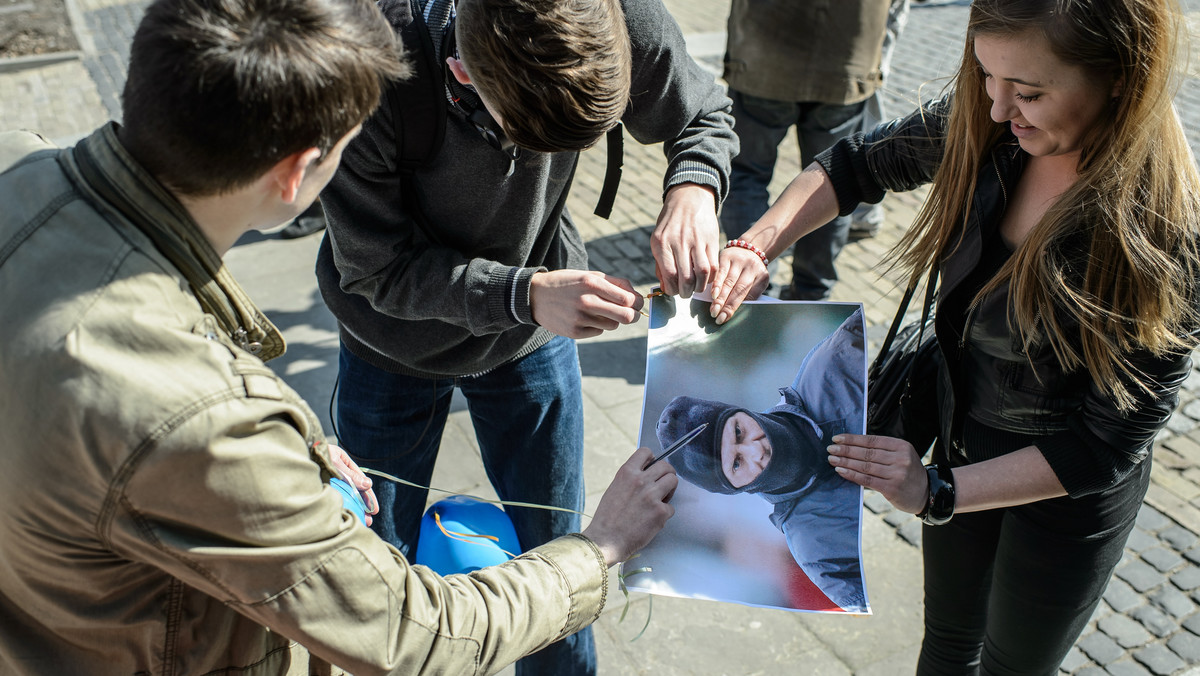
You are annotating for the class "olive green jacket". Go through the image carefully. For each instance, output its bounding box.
[723,0,891,104]
[0,127,608,675]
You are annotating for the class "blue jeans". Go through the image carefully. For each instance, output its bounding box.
[719,90,871,300]
[335,336,594,676]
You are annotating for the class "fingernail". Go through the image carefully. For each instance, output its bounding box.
[832,434,844,443]
[834,467,849,475]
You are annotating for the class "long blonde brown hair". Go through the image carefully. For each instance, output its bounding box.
[892,0,1200,410]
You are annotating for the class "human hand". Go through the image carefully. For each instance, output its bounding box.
[329,443,379,527]
[651,183,719,299]
[582,447,678,567]
[826,433,928,514]
[708,244,771,325]
[529,269,643,338]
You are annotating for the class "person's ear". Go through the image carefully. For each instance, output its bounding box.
[447,56,471,86]
[1110,74,1125,100]
[272,147,322,204]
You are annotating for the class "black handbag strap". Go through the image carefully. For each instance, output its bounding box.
[876,267,939,365]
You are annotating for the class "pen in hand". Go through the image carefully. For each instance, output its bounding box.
[650,422,707,465]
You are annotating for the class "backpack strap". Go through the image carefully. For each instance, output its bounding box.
[376,0,446,173]
[593,123,623,219]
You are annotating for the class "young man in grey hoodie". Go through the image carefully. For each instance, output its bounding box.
[317,0,736,672]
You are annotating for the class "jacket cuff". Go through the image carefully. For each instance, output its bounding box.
[530,533,610,640]
[487,266,543,326]
[1035,421,1145,498]
[664,160,724,210]
[815,134,884,217]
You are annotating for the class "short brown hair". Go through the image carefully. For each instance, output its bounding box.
[455,0,632,153]
[121,0,408,196]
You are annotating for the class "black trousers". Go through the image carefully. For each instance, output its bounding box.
[916,458,1151,675]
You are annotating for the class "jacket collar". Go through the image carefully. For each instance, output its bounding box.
[64,123,285,360]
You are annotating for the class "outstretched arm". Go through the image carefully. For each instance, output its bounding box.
[709,162,841,324]
[619,0,738,298]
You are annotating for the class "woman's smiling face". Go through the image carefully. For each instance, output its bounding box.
[721,411,772,488]
[975,30,1116,163]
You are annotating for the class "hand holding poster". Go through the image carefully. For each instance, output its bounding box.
[629,294,870,614]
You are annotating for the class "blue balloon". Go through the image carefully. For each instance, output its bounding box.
[330,478,368,525]
[416,496,522,575]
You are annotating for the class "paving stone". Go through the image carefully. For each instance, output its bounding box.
[1127,528,1161,554]
[1120,559,1170,593]
[1106,578,1147,614]
[1143,547,1186,574]
[1079,631,1127,666]
[611,235,644,260]
[1059,646,1090,672]
[1099,613,1154,648]
[1185,545,1200,566]
[1103,659,1154,676]
[883,510,911,527]
[1183,613,1200,635]
[1132,604,1180,638]
[863,491,891,515]
[1091,600,1116,624]
[1149,585,1197,619]
[897,519,922,548]
[1074,668,1109,676]
[1173,565,1200,592]
[1132,643,1187,675]
[1167,630,1200,662]
[1137,505,1173,533]
[1160,526,1200,552]
[1166,413,1195,435]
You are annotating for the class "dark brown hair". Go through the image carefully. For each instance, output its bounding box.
[121,0,408,196]
[455,0,631,152]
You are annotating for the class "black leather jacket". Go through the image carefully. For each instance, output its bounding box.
[816,97,1196,497]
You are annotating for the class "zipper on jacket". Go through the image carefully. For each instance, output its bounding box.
[233,327,263,355]
[993,160,1009,206]
[960,158,1012,350]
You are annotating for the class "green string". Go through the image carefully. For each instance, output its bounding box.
[617,556,655,642]
[362,467,593,518]
[364,467,654,641]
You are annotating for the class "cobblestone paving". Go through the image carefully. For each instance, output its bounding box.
[1,0,1199,672]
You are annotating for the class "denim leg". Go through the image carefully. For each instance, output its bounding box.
[788,100,869,300]
[458,335,594,676]
[335,344,454,561]
[720,89,800,240]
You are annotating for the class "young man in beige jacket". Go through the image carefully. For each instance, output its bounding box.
[0,0,677,673]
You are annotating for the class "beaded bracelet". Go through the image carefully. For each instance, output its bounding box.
[725,239,770,269]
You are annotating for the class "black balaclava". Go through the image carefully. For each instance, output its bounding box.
[655,395,825,497]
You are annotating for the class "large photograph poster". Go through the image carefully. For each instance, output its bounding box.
[627,295,870,614]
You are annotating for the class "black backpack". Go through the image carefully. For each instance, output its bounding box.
[374,0,624,218]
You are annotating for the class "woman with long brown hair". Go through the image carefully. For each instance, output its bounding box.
[708,0,1200,672]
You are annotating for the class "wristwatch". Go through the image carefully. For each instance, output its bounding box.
[916,463,956,526]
